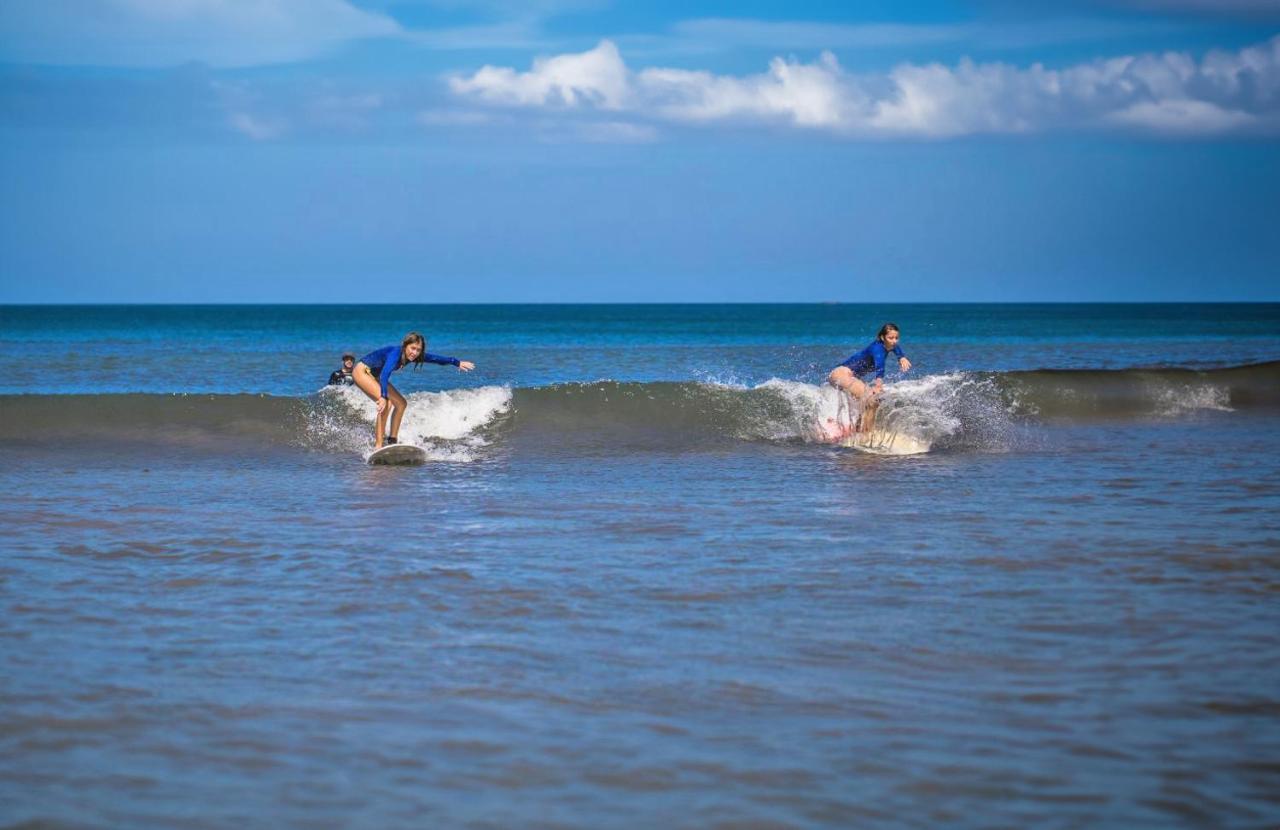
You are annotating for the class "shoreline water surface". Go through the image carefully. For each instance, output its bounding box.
[2,304,1278,829]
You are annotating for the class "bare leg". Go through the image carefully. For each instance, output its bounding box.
[387,384,408,442]
[828,367,873,434]
[855,378,881,434]
[861,397,880,434]
[352,364,388,448]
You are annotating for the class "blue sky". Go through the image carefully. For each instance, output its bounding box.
[1,0,1278,302]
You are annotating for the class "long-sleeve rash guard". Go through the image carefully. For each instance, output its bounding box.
[839,340,906,380]
[359,345,460,399]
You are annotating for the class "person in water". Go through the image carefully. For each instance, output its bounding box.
[354,332,475,449]
[828,322,912,435]
[328,352,356,386]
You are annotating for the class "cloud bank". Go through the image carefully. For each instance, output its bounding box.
[450,36,1280,138]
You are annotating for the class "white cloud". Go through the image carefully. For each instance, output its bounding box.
[1108,99,1258,132]
[450,39,631,108]
[640,52,857,128]
[449,36,1280,137]
[0,0,400,67]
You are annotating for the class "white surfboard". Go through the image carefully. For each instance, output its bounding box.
[367,443,428,465]
[839,429,930,456]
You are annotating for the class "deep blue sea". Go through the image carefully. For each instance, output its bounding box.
[2,304,1279,829]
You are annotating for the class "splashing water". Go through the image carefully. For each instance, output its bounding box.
[753,374,1018,451]
[315,384,513,461]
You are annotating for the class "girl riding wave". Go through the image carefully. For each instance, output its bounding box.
[353,332,475,449]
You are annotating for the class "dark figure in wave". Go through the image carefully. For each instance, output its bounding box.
[328,352,356,386]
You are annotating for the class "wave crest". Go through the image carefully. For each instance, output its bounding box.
[312,384,513,461]
[1,361,1273,457]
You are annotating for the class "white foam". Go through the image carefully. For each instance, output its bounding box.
[691,369,755,389]
[322,384,512,461]
[873,373,966,439]
[754,378,857,442]
[752,373,1012,451]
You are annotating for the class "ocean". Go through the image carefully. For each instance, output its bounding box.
[2,303,1278,829]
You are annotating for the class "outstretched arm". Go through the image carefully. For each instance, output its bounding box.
[425,353,475,371]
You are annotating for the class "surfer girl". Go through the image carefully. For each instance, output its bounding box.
[354,332,475,449]
[828,323,911,435]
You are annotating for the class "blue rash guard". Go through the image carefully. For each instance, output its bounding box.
[838,340,906,380]
[359,345,460,399]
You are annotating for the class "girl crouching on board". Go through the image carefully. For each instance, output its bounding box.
[828,322,911,436]
[353,332,475,449]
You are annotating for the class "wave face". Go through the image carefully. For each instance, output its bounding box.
[0,387,516,462]
[993,360,1280,418]
[1,362,1275,456]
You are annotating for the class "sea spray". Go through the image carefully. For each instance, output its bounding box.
[757,374,1016,451]
[319,384,513,461]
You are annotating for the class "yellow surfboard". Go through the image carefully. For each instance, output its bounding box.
[839,429,930,456]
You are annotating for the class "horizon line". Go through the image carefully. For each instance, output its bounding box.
[4,300,1279,307]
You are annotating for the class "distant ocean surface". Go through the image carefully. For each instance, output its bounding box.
[2,304,1278,829]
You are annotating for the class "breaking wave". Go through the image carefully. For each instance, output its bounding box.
[1,361,1274,457]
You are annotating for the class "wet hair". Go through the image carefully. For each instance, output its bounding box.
[876,323,900,344]
[398,332,427,370]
